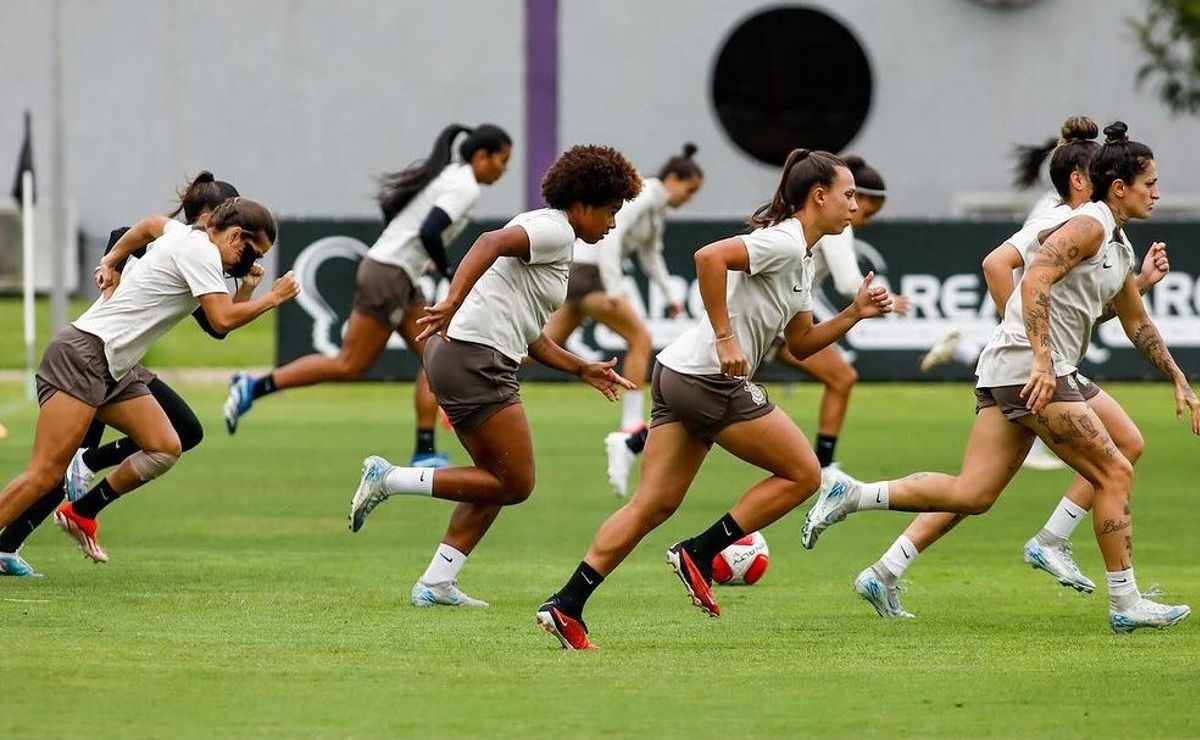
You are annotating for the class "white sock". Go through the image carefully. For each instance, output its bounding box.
[420,543,467,584]
[1039,496,1087,543]
[621,390,644,431]
[382,466,435,496]
[877,535,918,583]
[1107,568,1140,610]
[857,480,890,510]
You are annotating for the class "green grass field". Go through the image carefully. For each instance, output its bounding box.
[0,380,1196,738]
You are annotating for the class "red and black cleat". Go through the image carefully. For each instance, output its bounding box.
[536,600,596,651]
[667,543,720,617]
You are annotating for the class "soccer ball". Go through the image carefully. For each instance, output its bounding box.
[712,531,769,585]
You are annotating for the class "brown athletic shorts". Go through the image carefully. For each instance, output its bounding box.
[649,362,775,443]
[424,334,522,432]
[352,257,427,327]
[975,371,1101,421]
[36,326,152,407]
[565,263,604,302]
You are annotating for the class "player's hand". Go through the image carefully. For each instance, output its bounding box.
[95,262,120,299]
[891,293,912,316]
[242,263,265,290]
[1141,242,1169,288]
[581,358,637,401]
[416,299,459,342]
[269,270,300,306]
[1020,355,1056,413]
[717,334,749,379]
[852,272,893,319]
[1173,380,1200,435]
[667,301,685,319]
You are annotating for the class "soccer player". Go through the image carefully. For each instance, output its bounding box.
[803,122,1195,633]
[223,124,512,468]
[346,145,641,608]
[537,149,893,650]
[0,199,299,564]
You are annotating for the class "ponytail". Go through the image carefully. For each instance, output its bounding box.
[170,171,240,224]
[1011,138,1058,190]
[658,142,703,181]
[377,124,471,221]
[748,149,843,228]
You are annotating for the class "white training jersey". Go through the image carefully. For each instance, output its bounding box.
[1027,190,1061,223]
[574,177,674,300]
[976,200,1135,387]
[367,163,481,283]
[810,225,862,300]
[74,220,229,380]
[657,217,813,378]
[448,208,575,362]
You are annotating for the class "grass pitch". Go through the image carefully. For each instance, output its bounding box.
[0,380,1196,738]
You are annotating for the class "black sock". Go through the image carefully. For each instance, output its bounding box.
[815,434,838,468]
[688,512,746,564]
[71,479,120,520]
[554,561,604,617]
[0,486,63,552]
[625,426,649,454]
[251,373,277,400]
[82,438,136,472]
[414,428,436,456]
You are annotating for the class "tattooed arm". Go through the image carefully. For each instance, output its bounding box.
[1112,274,1200,434]
[1018,216,1104,413]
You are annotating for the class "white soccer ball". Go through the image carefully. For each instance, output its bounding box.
[712,531,770,586]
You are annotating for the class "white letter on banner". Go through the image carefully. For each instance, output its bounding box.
[899,274,941,318]
[939,274,979,319]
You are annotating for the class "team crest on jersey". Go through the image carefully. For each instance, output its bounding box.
[1065,375,1078,391]
[744,381,766,406]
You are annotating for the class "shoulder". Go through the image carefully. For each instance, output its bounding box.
[444,164,480,194]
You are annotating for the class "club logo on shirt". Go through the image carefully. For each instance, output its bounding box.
[1065,374,1078,391]
[744,381,766,406]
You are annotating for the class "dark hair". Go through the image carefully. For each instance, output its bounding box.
[1089,121,1155,202]
[658,142,703,181]
[1012,116,1100,199]
[749,149,845,228]
[377,123,512,221]
[842,154,885,196]
[541,145,642,210]
[207,197,277,245]
[170,171,239,224]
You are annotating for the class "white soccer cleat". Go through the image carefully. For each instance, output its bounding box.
[919,330,963,372]
[1110,598,1190,633]
[1022,439,1067,471]
[801,469,859,549]
[348,456,393,533]
[410,580,489,608]
[1023,537,1095,594]
[64,448,96,503]
[605,432,635,498]
[854,566,914,619]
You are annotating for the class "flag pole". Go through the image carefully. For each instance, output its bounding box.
[21,169,36,401]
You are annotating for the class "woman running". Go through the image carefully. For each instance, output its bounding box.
[0,173,254,574]
[536,149,893,650]
[542,144,702,448]
[346,145,641,608]
[803,122,1195,633]
[0,198,298,562]
[223,124,512,468]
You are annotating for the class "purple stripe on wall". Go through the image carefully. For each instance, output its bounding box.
[525,0,558,209]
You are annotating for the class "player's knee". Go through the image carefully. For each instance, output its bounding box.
[830,366,858,395]
[175,416,204,452]
[1102,456,1134,494]
[955,482,998,515]
[1117,430,1145,465]
[127,450,179,482]
[26,463,65,493]
[633,498,680,528]
[629,326,652,354]
[336,356,370,380]
[787,466,822,500]
[500,470,536,505]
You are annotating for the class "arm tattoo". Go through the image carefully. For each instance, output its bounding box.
[1131,321,1183,381]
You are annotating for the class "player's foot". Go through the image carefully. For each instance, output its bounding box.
[348,455,393,533]
[801,469,859,549]
[223,371,256,435]
[1022,440,1066,471]
[919,330,963,372]
[0,550,42,577]
[1110,598,1190,633]
[854,566,914,619]
[1023,536,1095,594]
[536,598,595,650]
[666,542,719,617]
[605,432,635,498]
[53,503,108,563]
[64,448,95,503]
[410,579,489,608]
[410,452,451,469]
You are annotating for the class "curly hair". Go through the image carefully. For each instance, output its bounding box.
[541,145,641,210]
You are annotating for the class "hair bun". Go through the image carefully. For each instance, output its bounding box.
[1103,121,1129,145]
[841,154,866,170]
[681,142,698,159]
[1060,115,1099,144]
[193,171,215,184]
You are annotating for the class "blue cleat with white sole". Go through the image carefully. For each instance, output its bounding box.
[64,448,95,503]
[349,455,393,533]
[1110,598,1190,633]
[1023,536,1095,594]
[801,469,857,549]
[411,580,488,608]
[223,372,256,435]
[854,566,913,619]
[0,550,42,577]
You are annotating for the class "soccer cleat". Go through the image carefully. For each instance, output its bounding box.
[348,455,393,533]
[53,503,109,563]
[605,432,636,498]
[536,599,595,650]
[410,452,451,469]
[919,330,963,372]
[854,566,914,619]
[64,448,95,503]
[801,469,858,550]
[410,579,489,608]
[1022,439,1067,471]
[0,550,42,577]
[666,543,720,617]
[223,371,256,435]
[1023,537,1095,594]
[1110,598,1190,633]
